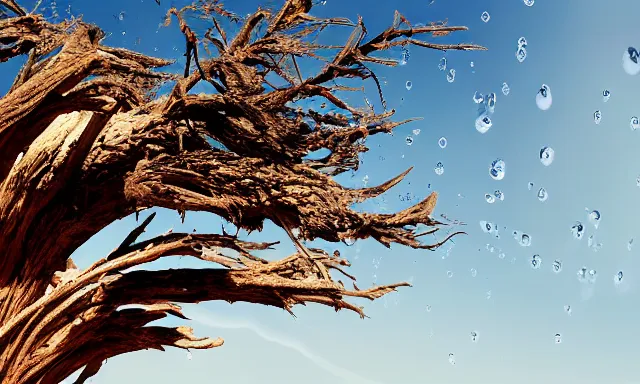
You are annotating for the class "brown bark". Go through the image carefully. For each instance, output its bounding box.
[0,0,484,382]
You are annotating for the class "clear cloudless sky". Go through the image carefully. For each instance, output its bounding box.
[3,0,640,383]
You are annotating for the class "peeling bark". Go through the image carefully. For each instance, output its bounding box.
[0,1,483,382]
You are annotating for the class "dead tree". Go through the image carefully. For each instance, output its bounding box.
[0,0,485,382]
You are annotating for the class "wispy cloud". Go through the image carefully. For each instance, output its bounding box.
[186,307,386,384]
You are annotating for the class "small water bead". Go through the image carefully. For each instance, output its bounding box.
[502,82,510,95]
[486,93,497,113]
[516,46,527,63]
[362,175,369,187]
[413,128,421,136]
[426,305,432,312]
[594,110,602,124]
[628,238,634,251]
[438,137,448,148]
[603,89,611,102]
[539,146,555,166]
[447,271,453,278]
[517,36,528,48]
[344,237,356,246]
[623,47,640,75]
[528,181,534,190]
[536,84,552,110]
[470,268,477,277]
[614,271,624,285]
[494,190,505,201]
[434,162,444,175]
[555,334,562,344]
[405,136,414,145]
[489,159,506,180]
[186,351,193,360]
[631,116,639,130]
[513,232,532,247]
[470,331,478,342]
[564,305,572,315]
[592,242,603,252]
[587,235,594,247]
[587,269,597,283]
[473,91,485,104]
[118,11,125,21]
[400,47,410,65]
[571,222,585,239]
[405,81,413,90]
[577,267,588,282]
[485,193,496,204]
[553,259,562,273]
[587,209,601,228]
[531,254,542,269]
[637,175,640,187]
[438,57,447,71]
[446,69,456,83]
[537,187,548,202]
[475,114,493,134]
[480,221,495,233]
[524,0,534,6]
[481,11,490,22]
[448,353,456,365]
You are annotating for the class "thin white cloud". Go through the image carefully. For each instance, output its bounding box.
[186,307,386,384]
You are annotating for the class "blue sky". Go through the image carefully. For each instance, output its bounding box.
[4,0,640,383]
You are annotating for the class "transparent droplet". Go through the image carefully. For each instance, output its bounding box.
[577,267,588,282]
[631,116,639,130]
[524,0,534,6]
[344,237,356,246]
[362,175,369,187]
[517,36,528,48]
[413,128,421,135]
[502,82,510,96]
[587,209,601,228]
[400,47,410,65]
[426,305,432,312]
[446,69,456,83]
[118,11,125,21]
[528,181,534,190]
[494,190,504,201]
[588,235,594,247]
[637,175,640,187]
[571,222,584,239]
[531,254,542,269]
[587,269,597,283]
[554,333,562,344]
[537,187,548,202]
[470,268,477,277]
[536,84,552,110]
[552,259,562,273]
[498,252,506,259]
[614,271,624,285]
[623,47,640,75]
[602,89,611,102]
[539,146,554,166]
[486,290,492,299]
[564,305,572,315]
[475,114,493,134]
[448,353,456,365]
[434,162,444,175]
[628,238,634,251]
[406,136,414,146]
[593,110,602,124]
[516,232,532,247]
[186,351,193,360]
[470,61,475,68]
[438,57,447,71]
[592,242,603,252]
[485,193,496,204]
[480,221,495,233]
[438,137,448,148]
[470,331,478,342]
[516,46,527,63]
[473,91,485,104]
[447,271,453,278]
[481,11,490,22]
[486,92,497,113]
[489,159,506,180]
[405,81,413,90]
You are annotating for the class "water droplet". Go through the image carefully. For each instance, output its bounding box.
[571,222,584,239]
[524,0,534,6]
[494,190,504,201]
[587,209,601,228]
[502,82,510,95]
[475,114,493,133]
[489,159,505,180]
[587,269,597,283]
[118,11,125,21]
[628,238,634,251]
[537,187,548,202]
[438,137,448,148]
[485,193,496,204]
[631,116,639,130]
[516,46,527,63]
[498,252,506,259]
[446,69,456,83]
[481,11,490,22]
[553,259,562,273]
[528,181,534,190]
[594,110,602,124]
[564,305,572,315]
[344,238,356,246]
[517,36,528,47]
[121,31,126,36]
[554,333,562,344]
[434,162,444,175]
[486,290,492,299]
[413,129,421,135]
[486,92,497,113]
[588,235,594,247]
[447,271,453,278]
[513,231,532,247]
[362,175,369,187]
[438,57,447,71]
[186,351,193,360]
[623,47,640,75]
[531,254,542,269]
[448,353,456,365]
[426,305,432,312]
[602,89,611,102]
[470,268,477,277]
[470,331,478,342]
[405,136,414,146]
[470,61,474,68]
[473,91,484,104]
[400,47,410,65]
[539,146,555,166]
[536,84,552,110]
[405,81,413,91]
[614,271,624,285]
[637,175,640,187]
[577,267,588,282]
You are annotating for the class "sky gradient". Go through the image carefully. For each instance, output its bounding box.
[4,0,640,383]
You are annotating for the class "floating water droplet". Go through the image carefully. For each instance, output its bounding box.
[614,271,624,285]
[470,331,478,342]
[587,209,601,228]
[528,181,534,190]
[481,11,490,22]
[498,252,505,259]
[438,137,448,148]
[362,175,369,187]
[473,91,484,104]
[475,114,493,133]
[539,146,555,166]
[118,11,125,21]
[502,82,510,95]
[553,259,562,273]
[448,353,456,365]
[413,128,421,135]
[631,116,639,130]
[447,271,453,278]
[571,222,585,239]
[637,175,640,187]
[438,57,447,71]
[628,238,634,251]
[486,92,497,113]
[480,221,494,233]
[434,162,444,175]
[564,305,572,315]
[537,187,548,202]
[405,81,413,90]
[531,254,542,269]
[446,69,456,83]
[516,46,527,63]
[524,0,534,6]
[494,190,504,201]
[186,351,193,360]
[594,110,602,124]
[588,235,594,247]
[400,47,410,65]
[486,290,492,299]
[592,242,603,252]
[489,159,505,180]
[344,238,356,246]
[536,84,552,110]
[602,89,611,102]
[587,269,597,283]
[513,231,532,247]
[470,268,477,277]
[554,333,562,344]
[426,305,432,312]
[577,267,588,282]
[485,193,496,204]
[470,61,474,68]
[517,37,528,47]
[405,136,414,145]
[623,47,640,75]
